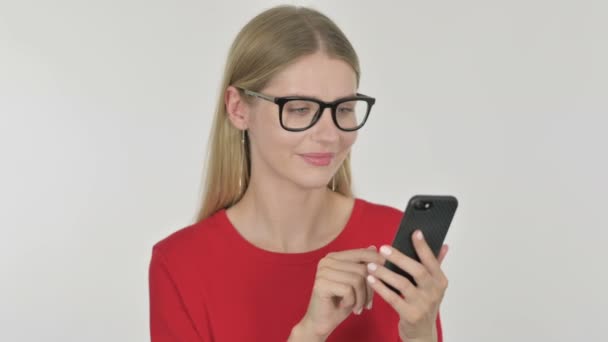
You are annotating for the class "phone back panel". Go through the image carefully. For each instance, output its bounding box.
[385,195,458,289]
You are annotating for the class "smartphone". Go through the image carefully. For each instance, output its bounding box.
[384,195,458,294]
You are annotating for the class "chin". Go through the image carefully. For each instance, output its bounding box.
[292,174,333,190]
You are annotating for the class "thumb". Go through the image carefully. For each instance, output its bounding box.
[438,244,449,265]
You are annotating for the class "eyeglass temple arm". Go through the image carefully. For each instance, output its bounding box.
[242,89,275,102]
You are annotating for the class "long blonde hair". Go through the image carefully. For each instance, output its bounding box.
[195,5,361,222]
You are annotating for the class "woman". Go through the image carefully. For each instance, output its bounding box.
[149,5,449,342]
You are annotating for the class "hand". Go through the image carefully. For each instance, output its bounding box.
[365,230,449,342]
[297,246,385,340]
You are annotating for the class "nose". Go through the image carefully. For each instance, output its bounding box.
[311,107,340,143]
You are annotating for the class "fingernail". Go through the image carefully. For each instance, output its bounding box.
[379,245,392,256]
[367,263,377,272]
[367,301,373,310]
[367,245,376,250]
[416,230,424,240]
[367,275,376,284]
[353,307,362,315]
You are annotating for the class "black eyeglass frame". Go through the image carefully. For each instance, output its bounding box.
[238,88,376,132]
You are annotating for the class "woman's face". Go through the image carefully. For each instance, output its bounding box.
[246,52,359,190]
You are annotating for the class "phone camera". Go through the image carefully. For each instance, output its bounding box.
[414,200,432,210]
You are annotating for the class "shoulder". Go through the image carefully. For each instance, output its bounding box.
[338,197,404,246]
[151,210,227,265]
[353,197,404,238]
[356,197,403,224]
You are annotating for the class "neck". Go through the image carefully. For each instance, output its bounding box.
[227,174,346,253]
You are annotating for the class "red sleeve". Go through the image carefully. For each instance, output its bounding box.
[148,247,209,341]
[436,312,443,342]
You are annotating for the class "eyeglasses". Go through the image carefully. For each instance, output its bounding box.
[238,88,376,132]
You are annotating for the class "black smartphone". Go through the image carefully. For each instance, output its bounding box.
[384,195,458,294]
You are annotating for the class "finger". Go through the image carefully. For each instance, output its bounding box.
[368,264,441,320]
[326,247,385,265]
[321,246,379,312]
[365,276,374,310]
[366,274,412,315]
[365,245,376,310]
[436,244,450,292]
[317,266,367,314]
[368,274,441,333]
[321,258,368,278]
[437,244,449,265]
[315,277,355,309]
[379,245,431,288]
[321,258,372,310]
[367,262,418,302]
[411,230,443,278]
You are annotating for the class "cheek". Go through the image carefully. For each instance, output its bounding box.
[249,109,300,159]
[341,131,358,151]
[264,113,298,148]
[249,104,282,141]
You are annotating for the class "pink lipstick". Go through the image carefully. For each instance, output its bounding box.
[299,153,335,166]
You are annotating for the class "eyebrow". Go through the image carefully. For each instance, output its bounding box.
[282,92,358,100]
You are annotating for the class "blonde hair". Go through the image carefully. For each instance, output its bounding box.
[195,5,361,222]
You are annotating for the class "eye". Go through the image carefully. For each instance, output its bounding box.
[337,105,355,114]
[288,107,311,114]
[285,101,315,115]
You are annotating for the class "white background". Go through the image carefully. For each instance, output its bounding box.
[1,0,606,341]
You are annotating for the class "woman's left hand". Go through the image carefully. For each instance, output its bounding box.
[366,230,449,342]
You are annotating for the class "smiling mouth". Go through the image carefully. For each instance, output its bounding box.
[298,153,335,166]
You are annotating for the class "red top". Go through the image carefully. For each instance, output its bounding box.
[149,198,443,341]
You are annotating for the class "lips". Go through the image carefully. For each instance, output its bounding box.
[299,152,335,166]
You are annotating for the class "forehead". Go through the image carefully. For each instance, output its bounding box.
[263,52,357,101]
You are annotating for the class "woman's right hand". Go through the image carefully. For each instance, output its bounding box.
[296,246,386,340]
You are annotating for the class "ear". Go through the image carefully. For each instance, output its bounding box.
[225,86,250,130]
